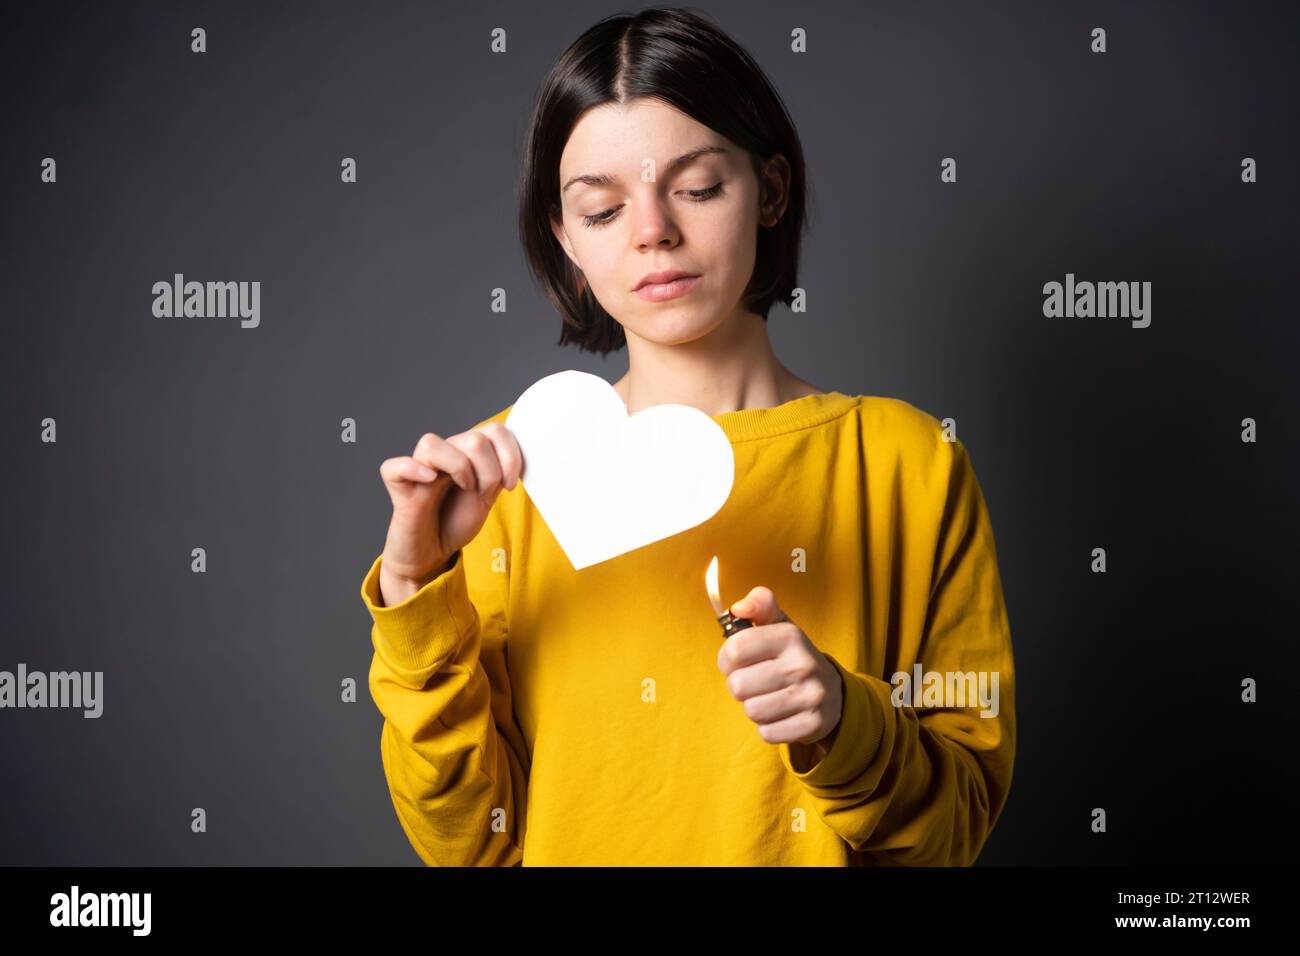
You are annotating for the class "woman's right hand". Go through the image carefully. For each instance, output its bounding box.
[377,422,523,602]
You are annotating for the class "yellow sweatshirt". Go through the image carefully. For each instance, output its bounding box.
[361,391,1016,866]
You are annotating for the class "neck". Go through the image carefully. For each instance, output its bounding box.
[613,310,823,416]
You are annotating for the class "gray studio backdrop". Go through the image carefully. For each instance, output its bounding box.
[2,0,1296,865]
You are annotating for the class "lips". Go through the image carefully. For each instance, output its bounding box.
[634,270,698,291]
[634,275,700,302]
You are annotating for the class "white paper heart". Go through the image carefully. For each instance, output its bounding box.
[504,370,735,570]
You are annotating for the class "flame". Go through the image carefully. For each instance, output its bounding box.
[705,555,720,605]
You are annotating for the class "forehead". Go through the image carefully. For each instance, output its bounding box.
[559,98,724,174]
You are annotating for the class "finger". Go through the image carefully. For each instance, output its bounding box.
[723,657,795,701]
[742,684,812,725]
[729,586,789,626]
[379,456,439,484]
[476,422,524,491]
[410,433,476,491]
[753,710,823,747]
[717,623,786,676]
[445,429,504,499]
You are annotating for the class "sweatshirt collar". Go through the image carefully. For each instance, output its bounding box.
[710,391,860,442]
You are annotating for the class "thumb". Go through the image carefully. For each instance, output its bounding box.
[730,586,787,625]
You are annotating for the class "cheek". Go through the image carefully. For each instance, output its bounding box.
[703,223,759,296]
[572,235,621,283]
[702,203,758,270]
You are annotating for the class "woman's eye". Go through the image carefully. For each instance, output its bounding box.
[581,207,620,228]
[581,182,724,228]
[684,182,724,203]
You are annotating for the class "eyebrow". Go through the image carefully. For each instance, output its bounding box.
[561,145,729,195]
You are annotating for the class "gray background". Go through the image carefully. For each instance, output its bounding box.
[1,0,1296,865]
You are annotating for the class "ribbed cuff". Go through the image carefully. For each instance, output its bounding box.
[359,551,474,672]
[780,654,886,788]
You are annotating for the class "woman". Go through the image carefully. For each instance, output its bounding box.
[361,7,1015,867]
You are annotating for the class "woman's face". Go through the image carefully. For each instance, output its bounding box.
[551,97,786,346]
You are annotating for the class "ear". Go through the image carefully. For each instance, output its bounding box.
[549,214,578,266]
[757,154,791,227]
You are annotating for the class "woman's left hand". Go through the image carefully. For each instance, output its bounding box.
[716,586,845,767]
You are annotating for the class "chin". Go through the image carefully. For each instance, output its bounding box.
[631,312,721,345]
[627,295,725,336]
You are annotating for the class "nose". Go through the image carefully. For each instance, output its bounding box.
[633,193,681,250]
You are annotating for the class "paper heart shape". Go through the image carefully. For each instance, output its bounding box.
[504,370,735,570]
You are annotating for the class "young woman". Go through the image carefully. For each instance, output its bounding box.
[361,7,1016,867]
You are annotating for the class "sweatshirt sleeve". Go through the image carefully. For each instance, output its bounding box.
[361,488,528,866]
[778,438,1016,866]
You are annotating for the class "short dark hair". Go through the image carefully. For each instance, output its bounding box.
[517,7,810,356]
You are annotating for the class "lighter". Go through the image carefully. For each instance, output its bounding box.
[705,555,754,638]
